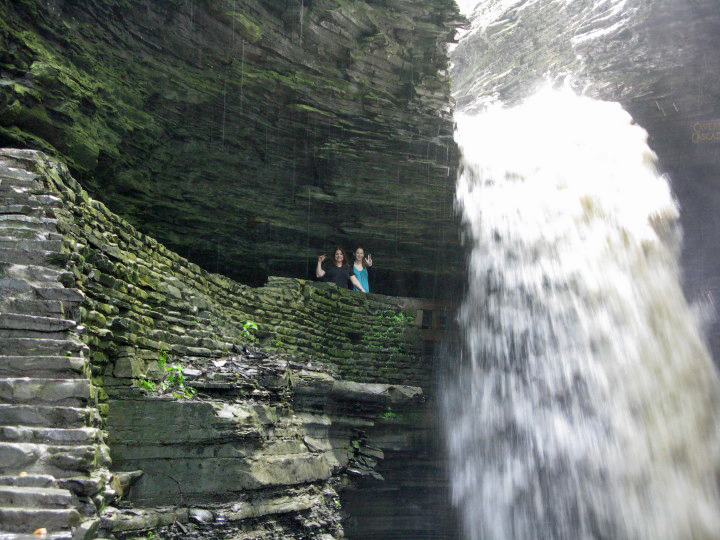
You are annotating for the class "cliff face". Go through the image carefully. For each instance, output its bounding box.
[0,0,464,296]
[452,0,720,355]
[0,148,459,539]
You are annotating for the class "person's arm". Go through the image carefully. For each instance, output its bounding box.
[316,255,326,278]
[350,273,366,293]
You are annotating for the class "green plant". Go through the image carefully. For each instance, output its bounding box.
[241,321,259,343]
[272,337,289,353]
[137,350,196,399]
[138,379,156,392]
[381,406,401,421]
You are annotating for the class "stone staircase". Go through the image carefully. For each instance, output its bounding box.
[0,152,104,539]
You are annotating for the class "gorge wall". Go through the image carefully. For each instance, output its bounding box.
[0,0,465,297]
[453,0,720,356]
[0,148,458,539]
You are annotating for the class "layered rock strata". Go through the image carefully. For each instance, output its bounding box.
[0,152,109,538]
[0,149,457,539]
[0,0,464,296]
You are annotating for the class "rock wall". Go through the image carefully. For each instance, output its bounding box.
[0,148,458,539]
[0,0,464,296]
[452,0,720,356]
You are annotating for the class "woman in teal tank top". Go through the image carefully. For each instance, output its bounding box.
[351,247,373,293]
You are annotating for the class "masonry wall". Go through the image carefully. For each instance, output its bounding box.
[41,156,429,398]
[3,149,433,393]
[0,148,457,539]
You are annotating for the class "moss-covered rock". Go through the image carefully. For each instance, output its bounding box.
[0,0,464,296]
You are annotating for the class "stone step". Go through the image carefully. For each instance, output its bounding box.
[0,150,41,164]
[0,278,35,296]
[0,427,99,446]
[0,300,66,318]
[0,183,39,197]
[0,443,41,472]
[0,405,93,429]
[0,205,43,217]
[0,264,68,282]
[0,239,62,251]
[0,215,56,231]
[0,249,67,267]
[1,338,85,357]
[0,228,59,241]
[0,329,68,340]
[0,507,80,533]
[32,194,62,209]
[33,288,84,304]
[1,193,61,210]
[0,531,72,539]
[0,166,40,185]
[0,474,56,489]
[0,442,98,476]
[0,379,90,406]
[0,288,82,308]
[0,356,85,378]
[0,486,74,509]
[0,314,76,333]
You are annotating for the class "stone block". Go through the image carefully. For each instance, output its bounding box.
[112,357,145,378]
[0,507,80,533]
[0,404,90,428]
[0,442,40,471]
[72,517,100,540]
[0,378,90,405]
[0,313,76,332]
[0,485,74,508]
[46,445,97,472]
[2,337,85,357]
[0,473,55,488]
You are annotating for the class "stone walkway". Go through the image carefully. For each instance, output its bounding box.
[0,153,103,539]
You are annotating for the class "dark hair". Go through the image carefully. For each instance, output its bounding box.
[331,246,348,267]
[354,246,368,268]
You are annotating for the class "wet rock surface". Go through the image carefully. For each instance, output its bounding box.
[0,0,464,296]
[0,154,111,538]
[0,149,458,539]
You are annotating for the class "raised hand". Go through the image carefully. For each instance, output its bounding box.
[318,254,327,263]
[365,253,373,267]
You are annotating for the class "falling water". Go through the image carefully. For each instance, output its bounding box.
[445,87,720,540]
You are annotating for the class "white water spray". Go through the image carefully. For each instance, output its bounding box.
[446,87,720,540]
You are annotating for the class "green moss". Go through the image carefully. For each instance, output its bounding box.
[289,103,334,117]
[0,0,461,295]
[227,11,262,43]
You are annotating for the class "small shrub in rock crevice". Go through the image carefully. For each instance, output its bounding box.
[241,321,259,343]
[138,350,197,399]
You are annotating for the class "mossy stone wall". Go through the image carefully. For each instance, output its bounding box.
[19,151,432,417]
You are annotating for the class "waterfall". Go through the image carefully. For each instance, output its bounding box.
[445,87,720,540]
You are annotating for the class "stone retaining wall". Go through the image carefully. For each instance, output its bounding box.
[0,148,457,539]
[19,147,430,403]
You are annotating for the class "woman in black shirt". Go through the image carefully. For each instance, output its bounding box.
[316,247,366,292]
